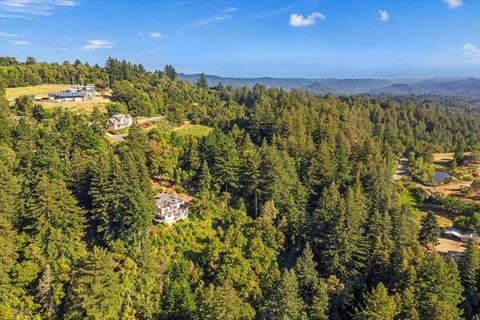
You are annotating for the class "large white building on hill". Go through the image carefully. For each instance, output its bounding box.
[154,194,189,224]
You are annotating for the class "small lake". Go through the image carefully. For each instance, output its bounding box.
[433,170,450,183]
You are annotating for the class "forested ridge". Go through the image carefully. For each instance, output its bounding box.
[1,57,480,320]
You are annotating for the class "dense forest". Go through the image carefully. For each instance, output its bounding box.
[1,57,480,320]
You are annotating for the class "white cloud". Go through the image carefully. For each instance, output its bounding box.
[0,31,21,37]
[55,0,76,6]
[444,0,463,9]
[223,7,238,13]
[0,0,78,19]
[188,8,237,29]
[138,32,144,36]
[9,39,30,45]
[463,43,480,60]
[378,9,389,22]
[289,12,325,27]
[149,31,162,38]
[82,39,113,51]
[248,5,292,20]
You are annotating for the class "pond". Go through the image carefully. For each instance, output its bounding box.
[433,170,450,183]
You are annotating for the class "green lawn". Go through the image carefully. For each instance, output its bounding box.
[172,124,212,137]
[399,186,423,221]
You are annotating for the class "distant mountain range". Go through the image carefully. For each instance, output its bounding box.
[178,73,480,100]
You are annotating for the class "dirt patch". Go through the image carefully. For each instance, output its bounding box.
[434,237,465,260]
[432,152,454,163]
[151,178,193,202]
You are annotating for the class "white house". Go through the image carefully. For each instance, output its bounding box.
[154,194,188,224]
[107,114,133,130]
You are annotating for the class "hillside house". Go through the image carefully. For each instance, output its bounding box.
[154,194,188,224]
[107,114,133,130]
[445,227,480,243]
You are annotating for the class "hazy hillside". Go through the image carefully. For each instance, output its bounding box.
[180,73,479,99]
[178,73,317,90]
[319,78,396,94]
[303,82,335,94]
[371,78,480,100]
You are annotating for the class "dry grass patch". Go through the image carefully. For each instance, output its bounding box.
[6,84,71,101]
[434,238,465,260]
[40,99,109,114]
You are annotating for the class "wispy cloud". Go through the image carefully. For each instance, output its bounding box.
[9,39,30,45]
[378,9,389,22]
[188,8,238,30]
[248,5,292,19]
[0,0,78,19]
[138,32,144,37]
[0,31,21,37]
[289,12,325,27]
[149,31,162,38]
[444,0,463,9]
[463,43,480,61]
[223,7,238,13]
[82,39,113,51]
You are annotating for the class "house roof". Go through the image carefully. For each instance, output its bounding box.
[155,193,185,209]
[446,227,480,240]
[109,114,132,123]
[49,91,86,98]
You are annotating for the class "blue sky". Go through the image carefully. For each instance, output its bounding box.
[0,0,479,78]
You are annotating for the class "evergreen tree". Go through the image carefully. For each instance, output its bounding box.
[458,239,480,319]
[162,258,197,319]
[197,73,208,88]
[0,161,27,318]
[294,243,329,320]
[65,247,124,319]
[454,136,466,166]
[415,254,463,320]
[164,64,177,80]
[199,281,255,320]
[356,282,396,320]
[419,211,439,247]
[395,287,419,320]
[198,160,213,193]
[239,134,261,217]
[269,269,307,320]
[28,176,86,263]
[0,90,11,143]
[366,208,394,281]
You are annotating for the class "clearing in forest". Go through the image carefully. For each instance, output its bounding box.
[6,84,112,114]
[172,121,213,137]
[6,84,71,100]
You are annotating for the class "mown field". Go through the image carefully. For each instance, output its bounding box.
[6,84,71,100]
[172,122,213,137]
[6,84,111,114]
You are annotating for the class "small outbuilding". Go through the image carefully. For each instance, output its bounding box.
[154,194,188,224]
[107,114,133,130]
[445,227,480,243]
